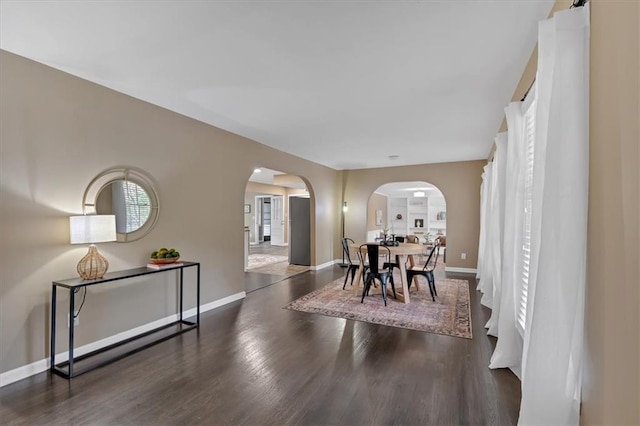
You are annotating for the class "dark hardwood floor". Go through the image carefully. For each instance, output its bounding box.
[0,266,520,425]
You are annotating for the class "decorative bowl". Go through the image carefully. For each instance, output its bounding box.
[149,257,180,264]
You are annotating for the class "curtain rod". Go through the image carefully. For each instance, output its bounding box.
[520,0,587,102]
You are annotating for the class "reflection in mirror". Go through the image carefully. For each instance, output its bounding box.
[83,167,159,243]
[95,180,152,234]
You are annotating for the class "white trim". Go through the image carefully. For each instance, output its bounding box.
[445,267,478,274]
[310,259,340,271]
[0,291,246,388]
[0,359,50,388]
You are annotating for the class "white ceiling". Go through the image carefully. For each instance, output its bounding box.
[248,167,285,186]
[0,1,553,170]
[248,167,306,189]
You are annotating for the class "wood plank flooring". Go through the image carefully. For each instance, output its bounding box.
[0,266,520,425]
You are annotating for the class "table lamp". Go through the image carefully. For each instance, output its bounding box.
[69,215,117,280]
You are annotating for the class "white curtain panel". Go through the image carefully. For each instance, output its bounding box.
[486,132,508,336]
[478,161,495,307]
[489,101,528,378]
[477,164,491,286]
[476,170,487,279]
[519,4,590,426]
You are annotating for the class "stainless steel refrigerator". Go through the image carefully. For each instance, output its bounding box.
[289,196,310,266]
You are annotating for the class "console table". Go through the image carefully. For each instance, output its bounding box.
[50,261,200,379]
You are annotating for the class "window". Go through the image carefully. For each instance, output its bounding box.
[122,181,151,233]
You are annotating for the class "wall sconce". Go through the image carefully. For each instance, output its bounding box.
[340,201,348,266]
[70,215,116,280]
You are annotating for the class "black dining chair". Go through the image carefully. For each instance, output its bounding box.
[383,235,410,275]
[406,242,440,301]
[342,238,368,290]
[359,244,396,306]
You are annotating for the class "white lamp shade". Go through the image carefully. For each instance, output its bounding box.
[70,215,117,244]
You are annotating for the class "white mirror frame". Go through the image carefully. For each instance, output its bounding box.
[82,167,160,243]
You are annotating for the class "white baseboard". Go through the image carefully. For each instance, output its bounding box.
[311,259,341,271]
[0,291,246,388]
[445,267,478,274]
[0,359,50,388]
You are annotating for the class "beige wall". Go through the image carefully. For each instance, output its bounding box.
[0,50,341,374]
[366,192,387,233]
[343,161,484,270]
[582,1,640,424]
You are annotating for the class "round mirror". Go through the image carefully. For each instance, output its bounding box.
[83,167,159,242]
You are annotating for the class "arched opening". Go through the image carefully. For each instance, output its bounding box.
[367,181,447,260]
[243,167,313,292]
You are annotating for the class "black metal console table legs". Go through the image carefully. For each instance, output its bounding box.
[50,262,200,379]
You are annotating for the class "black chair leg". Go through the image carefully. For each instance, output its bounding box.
[426,273,435,301]
[361,276,372,303]
[380,278,388,306]
[343,265,360,289]
[343,269,350,289]
[427,272,437,299]
[389,274,397,299]
[350,266,357,284]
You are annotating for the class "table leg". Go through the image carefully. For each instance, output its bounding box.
[68,289,75,377]
[50,285,56,372]
[397,255,411,304]
[353,263,364,297]
[179,268,184,322]
[408,254,420,291]
[196,263,201,326]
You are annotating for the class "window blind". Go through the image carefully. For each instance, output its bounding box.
[123,181,151,233]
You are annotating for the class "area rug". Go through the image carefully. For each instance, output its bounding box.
[284,275,472,339]
[247,254,289,270]
[250,261,309,277]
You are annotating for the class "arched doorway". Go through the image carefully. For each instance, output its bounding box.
[368,181,447,259]
[243,167,313,292]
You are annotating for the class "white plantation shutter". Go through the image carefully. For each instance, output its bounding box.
[113,180,151,233]
[518,99,536,336]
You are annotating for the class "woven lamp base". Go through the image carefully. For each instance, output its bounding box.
[77,245,109,280]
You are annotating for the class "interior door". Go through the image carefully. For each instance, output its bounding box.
[255,196,263,242]
[270,195,284,246]
[262,198,271,241]
[289,196,310,266]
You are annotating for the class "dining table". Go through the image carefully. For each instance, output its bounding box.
[350,242,427,304]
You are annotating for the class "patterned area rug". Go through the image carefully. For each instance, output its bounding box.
[247,254,289,270]
[284,275,472,339]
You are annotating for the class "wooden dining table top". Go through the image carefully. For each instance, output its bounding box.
[350,242,426,256]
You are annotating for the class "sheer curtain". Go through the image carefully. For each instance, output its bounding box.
[476,4,590,425]
[519,5,590,425]
[485,132,507,336]
[478,163,494,306]
[488,101,528,378]
[476,168,487,280]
